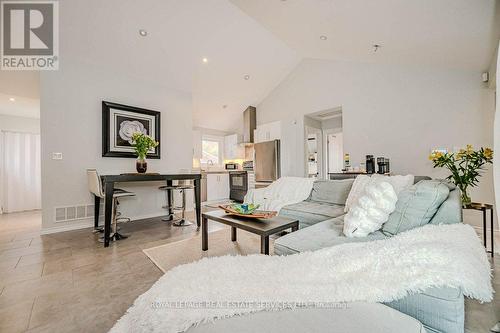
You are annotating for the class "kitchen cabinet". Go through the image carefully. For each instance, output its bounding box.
[206,173,230,201]
[254,121,281,143]
[224,134,244,160]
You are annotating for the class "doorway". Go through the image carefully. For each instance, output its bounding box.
[1,130,41,213]
[304,107,343,180]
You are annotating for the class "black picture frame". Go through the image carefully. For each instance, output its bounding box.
[102,101,161,159]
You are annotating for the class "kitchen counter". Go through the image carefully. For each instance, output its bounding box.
[201,170,246,174]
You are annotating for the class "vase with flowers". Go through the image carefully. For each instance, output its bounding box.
[429,145,493,206]
[131,132,159,173]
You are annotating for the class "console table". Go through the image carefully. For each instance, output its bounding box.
[463,202,494,257]
[98,173,202,247]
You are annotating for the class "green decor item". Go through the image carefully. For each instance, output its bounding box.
[131,132,159,173]
[429,145,493,206]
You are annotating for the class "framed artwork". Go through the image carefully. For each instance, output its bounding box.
[102,101,160,158]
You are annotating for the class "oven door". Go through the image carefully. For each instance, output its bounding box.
[229,173,247,191]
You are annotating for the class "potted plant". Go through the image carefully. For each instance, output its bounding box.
[131,132,159,173]
[429,145,493,206]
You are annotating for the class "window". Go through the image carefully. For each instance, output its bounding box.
[200,135,223,165]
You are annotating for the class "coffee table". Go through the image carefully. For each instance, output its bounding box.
[202,210,299,255]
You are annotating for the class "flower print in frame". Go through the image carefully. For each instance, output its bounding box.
[102,101,160,158]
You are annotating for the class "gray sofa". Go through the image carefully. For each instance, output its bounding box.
[274,177,464,333]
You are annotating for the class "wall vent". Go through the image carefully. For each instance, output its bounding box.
[54,204,103,223]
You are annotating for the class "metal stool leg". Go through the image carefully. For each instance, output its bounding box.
[173,189,193,227]
[161,188,174,221]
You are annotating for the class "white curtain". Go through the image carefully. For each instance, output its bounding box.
[1,131,41,213]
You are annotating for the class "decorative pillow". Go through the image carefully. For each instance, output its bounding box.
[344,175,372,212]
[381,180,450,236]
[343,182,398,238]
[344,174,414,212]
[371,174,414,195]
[310,179,354,205]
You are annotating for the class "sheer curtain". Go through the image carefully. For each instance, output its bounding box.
[1,131,41,213]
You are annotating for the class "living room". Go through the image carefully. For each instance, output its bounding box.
[0,0,499,332]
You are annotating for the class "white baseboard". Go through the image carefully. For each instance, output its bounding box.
[41,208,196,235]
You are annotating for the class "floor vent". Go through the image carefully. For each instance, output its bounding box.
[54,204,103,223]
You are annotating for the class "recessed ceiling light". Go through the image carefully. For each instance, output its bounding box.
[9,97,15,102]
[139,29,148,37]
[319,35,328,40]
[243,75,250,80]
[202,57,208,63]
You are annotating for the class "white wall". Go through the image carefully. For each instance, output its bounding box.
[40,58,193,233]
[0,115,40,133]
[258,58,495,228]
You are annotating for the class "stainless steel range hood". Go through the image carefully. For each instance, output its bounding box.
[240,106,256,145]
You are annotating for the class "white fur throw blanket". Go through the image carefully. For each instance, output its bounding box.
[110,224,492,333]
[243,176,315,212]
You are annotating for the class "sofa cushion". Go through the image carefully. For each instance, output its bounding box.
[274,217,387,255]
[187,303,426,333]
[382,180,450,236]
[384,286,464,333]
[279,201,345,228]
[430,189,462,225]
[309,179,354,205]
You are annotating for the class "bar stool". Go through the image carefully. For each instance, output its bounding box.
[159,180,194,226]
[86,169,135,241]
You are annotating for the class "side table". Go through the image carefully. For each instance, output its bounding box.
[463,202,494,257]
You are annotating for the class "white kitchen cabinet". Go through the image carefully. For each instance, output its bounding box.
[206,173,230,201]
[224,134,244,160]
[254,121,281,143]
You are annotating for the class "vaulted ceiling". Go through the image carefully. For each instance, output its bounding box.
[231,0,499,71]
[1,0,498,130]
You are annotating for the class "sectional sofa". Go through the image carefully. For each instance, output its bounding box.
[189,177,465,333]
[275,177,464,333]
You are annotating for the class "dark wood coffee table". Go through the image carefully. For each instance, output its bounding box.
[202,210,299,255]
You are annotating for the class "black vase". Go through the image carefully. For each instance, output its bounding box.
[136,158,147,173]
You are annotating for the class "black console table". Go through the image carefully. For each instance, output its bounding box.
[98,173,202,247]
[463,202,494,257]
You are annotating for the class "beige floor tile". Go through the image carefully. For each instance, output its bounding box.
[0,299,34,333]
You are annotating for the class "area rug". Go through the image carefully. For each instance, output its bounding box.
[143,228,273,273]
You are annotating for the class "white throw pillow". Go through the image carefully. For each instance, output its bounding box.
[343,181,398,238]
[344,174,414,212]
[344,175,371,212]
[371,174,414,195]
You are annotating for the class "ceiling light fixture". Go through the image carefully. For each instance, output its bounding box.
[139,29,148,37]
[319,35,328,40]
[202,57,208,63]
[243,75,250,80]
[373,44,382,52]
[9,97,15,102]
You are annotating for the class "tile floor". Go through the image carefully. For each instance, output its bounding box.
[0,210,498,333]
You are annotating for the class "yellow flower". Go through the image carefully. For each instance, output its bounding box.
[466,144,473,154]
[484,148,493,160]
[429,151,443,160]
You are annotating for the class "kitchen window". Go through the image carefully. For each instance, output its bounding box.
[200,135,223,166]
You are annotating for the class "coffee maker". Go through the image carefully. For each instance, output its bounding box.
[377,157,390,174]
[365,155,375,174]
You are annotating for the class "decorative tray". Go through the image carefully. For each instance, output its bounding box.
[218,205,277,219]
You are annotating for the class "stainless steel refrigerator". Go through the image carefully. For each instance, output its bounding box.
[254,140,280,183]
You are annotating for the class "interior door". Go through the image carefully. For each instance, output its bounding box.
[1,131,41,213]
